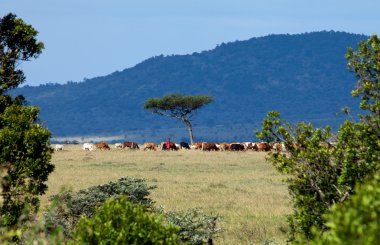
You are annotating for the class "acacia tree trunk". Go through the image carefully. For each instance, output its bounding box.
[183,119,194,145]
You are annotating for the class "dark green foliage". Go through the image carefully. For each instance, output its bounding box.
[306,173,380,245]
[0,104,54,226]
[144,94,214,115]
[347,34,380,115]
[0,13,44,93]
[0,204,65,245]
[156,207,222,245]
[0,13,53,227]
[45,177,156,236]
[333,34,380,197]
[13,32,365,141]
[71,196,179,245]
[257,34,380,242]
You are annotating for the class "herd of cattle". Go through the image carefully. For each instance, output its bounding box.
[53,141,296,152]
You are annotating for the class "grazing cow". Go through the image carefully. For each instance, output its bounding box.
[255,142,271,151]
[143,142,158,151]
[243,142,256,151]
[216,143,230,151]
[83,143,95,151]
[191,142,204,150]
[114,143,123,149]
[201,142,218,151]
[54,144,64,151]
[95,142,111,150]
[179,142,190,150]
[242,142,252,150]
[161,142,178,151]
[229,143,245,151]
[123,141,140,149]
[169,142,178,150]
[272,142,284,152]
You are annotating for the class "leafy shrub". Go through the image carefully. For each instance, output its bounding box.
[156,207,222,245]
[307,173,380,244]
[71,196,179,245]
[0,103,54,227]
[257,113,341,240]
[45,177,156,236]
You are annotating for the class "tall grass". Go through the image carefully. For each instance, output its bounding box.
[44,145,291,244]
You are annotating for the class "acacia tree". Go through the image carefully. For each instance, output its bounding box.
[144,93,214,145]
[0,13,54,226]
[257,34,380,242]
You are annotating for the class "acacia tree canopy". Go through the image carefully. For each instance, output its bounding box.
[144,94,214,144]
[144,94,213,118]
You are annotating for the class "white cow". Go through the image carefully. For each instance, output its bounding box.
[83,143,95,151]
[54,144,64,151]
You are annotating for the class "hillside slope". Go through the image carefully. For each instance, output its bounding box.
[14,31,366,143]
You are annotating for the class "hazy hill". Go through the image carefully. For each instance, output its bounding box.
[13,31,366,143]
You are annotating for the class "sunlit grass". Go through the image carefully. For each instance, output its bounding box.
[43,145,291,244]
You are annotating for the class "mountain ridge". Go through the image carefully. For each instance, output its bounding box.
[13,31,366,143]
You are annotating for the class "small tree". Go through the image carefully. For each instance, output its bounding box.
[144,93,214,145]
[0,13,54,226]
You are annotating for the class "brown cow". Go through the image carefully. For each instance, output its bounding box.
[191,142,204,150]
[272,142,284,152]
[143,142,158,151]
[123,141,140,149]
[255,142,271,151]
[202,142,218,151]
[160,142,178,151]
[95,142,110,150]
[216,143,230,151]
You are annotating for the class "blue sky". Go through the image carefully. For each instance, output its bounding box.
[1,0,380,86]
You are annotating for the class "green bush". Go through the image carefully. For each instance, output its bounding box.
[71,196,179,245]
[0,104,54,226]
[156,207,222,245]
[308,173,380,244]
[257,113,339,240]
[45,177,156,236]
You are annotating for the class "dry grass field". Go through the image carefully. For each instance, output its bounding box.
[42,145,292,244]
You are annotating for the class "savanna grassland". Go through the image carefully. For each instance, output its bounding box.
[43,145,292,244]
